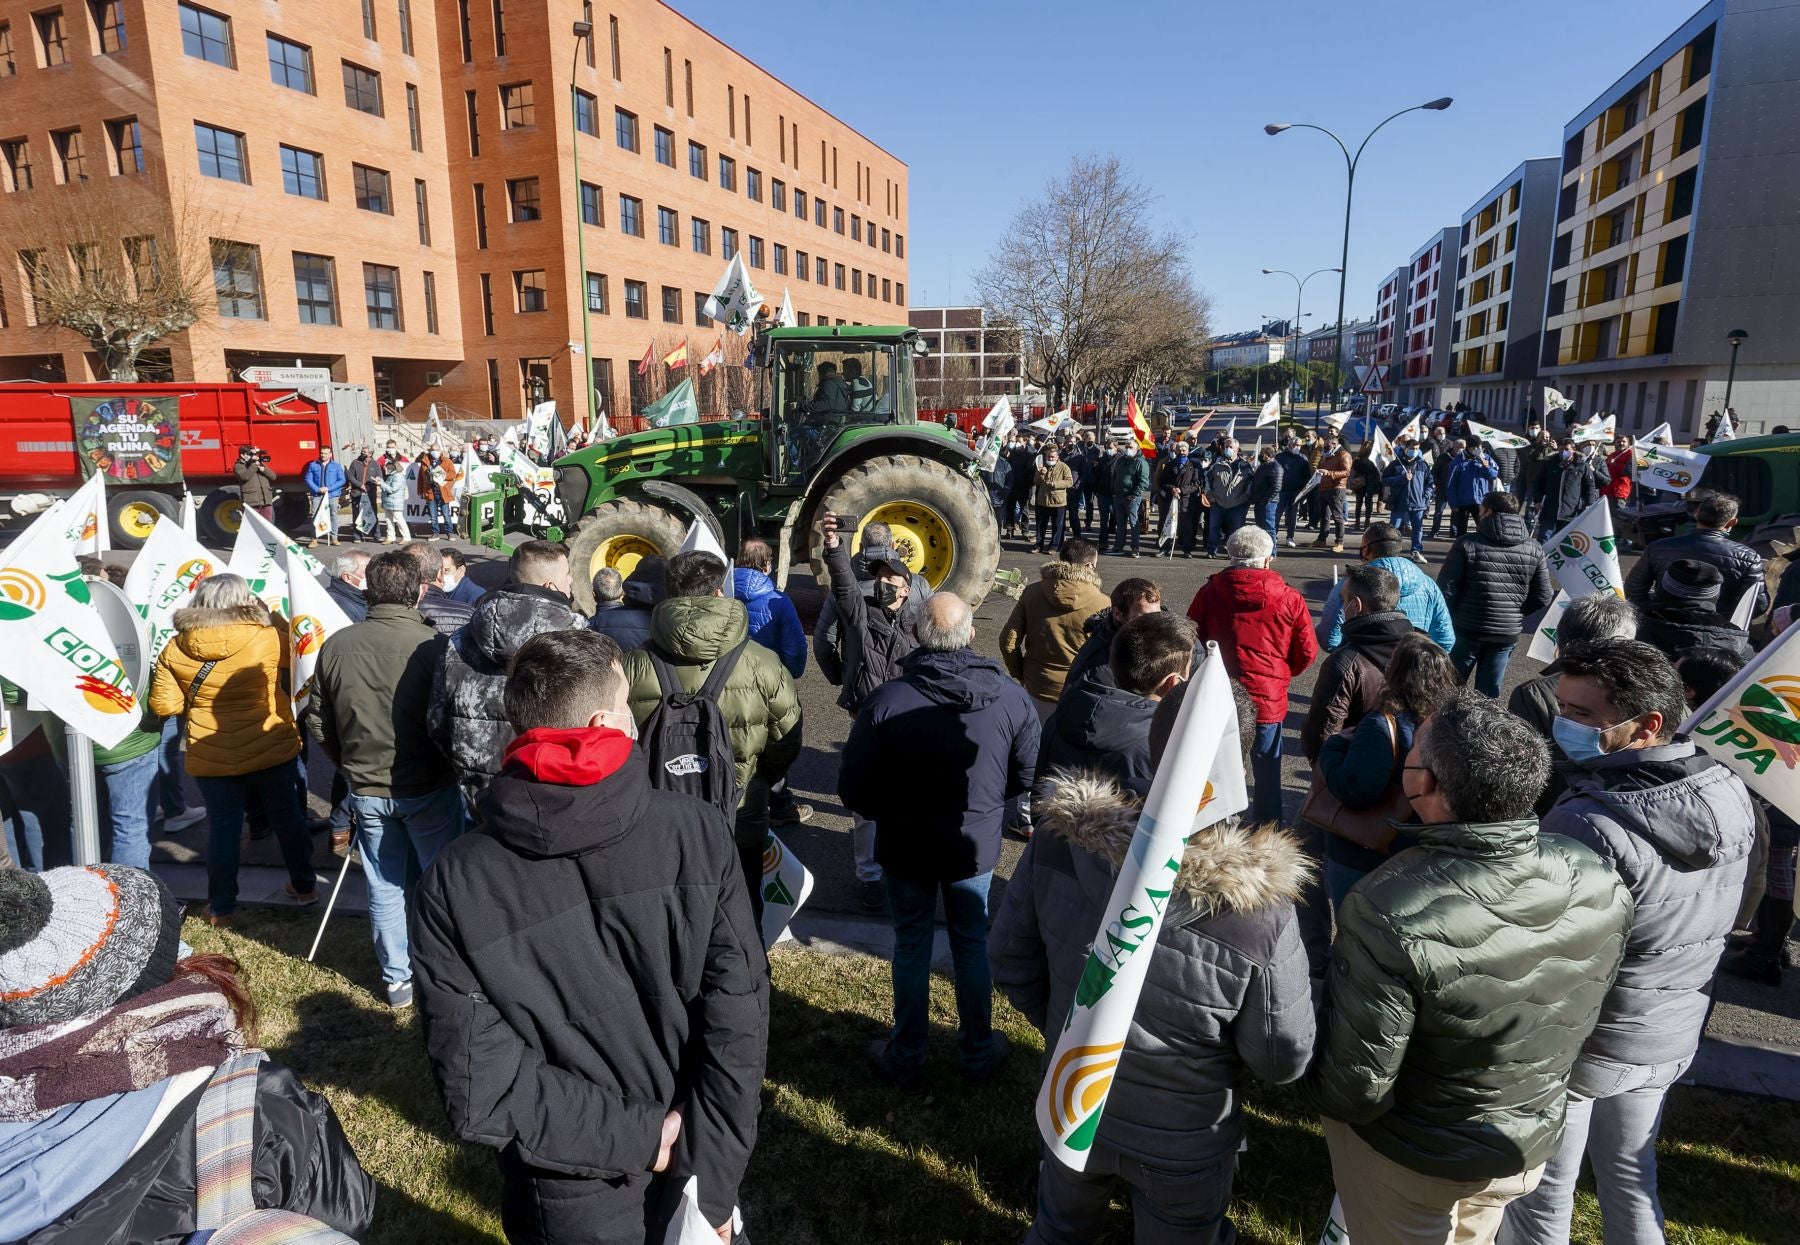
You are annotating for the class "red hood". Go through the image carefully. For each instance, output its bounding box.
[502,726,633,786]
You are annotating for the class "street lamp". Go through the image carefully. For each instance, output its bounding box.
[1724,327,1748,412]
[1265,98,1453,422]
[1263,266,1341,426]
[570,20,595,433]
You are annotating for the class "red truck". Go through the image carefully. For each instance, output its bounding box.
[0,381,365,547]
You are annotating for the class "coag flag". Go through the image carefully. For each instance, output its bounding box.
[644,378,699,428]
[677,516,733,598]
[123,516,225,665]
[774,287,797,329]
[662,340,690,371]
[1543,499,1624,599]
[1528,590,1571,663]
[1465,418,1532,450]
[1633,441,1709,496]
[1395,411,1424,446]
[61,473,110,555]
[703,253,764,333]
[279,538,352,710]
[1682,620,1800,822]
[1125,394,1154,453]
[1256,392,1281,428]
[1035,645,1248,1170]
[758,831,814,948]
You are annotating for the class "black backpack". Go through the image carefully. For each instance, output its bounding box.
[640,641,747,813]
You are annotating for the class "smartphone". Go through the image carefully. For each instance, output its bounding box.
[829,512,862,533]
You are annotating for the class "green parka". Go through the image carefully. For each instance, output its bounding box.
[1307,819,1632,1181]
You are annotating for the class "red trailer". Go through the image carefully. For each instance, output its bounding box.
[0,381,347,547]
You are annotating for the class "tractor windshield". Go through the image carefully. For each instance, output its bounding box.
[771,340,899,478]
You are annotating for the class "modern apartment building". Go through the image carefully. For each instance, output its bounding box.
[1397,228,1458,407]
[1367,267,1408,401]
[0,0,910,426]
[907,306,1022,409]
[1448,158,1559,421]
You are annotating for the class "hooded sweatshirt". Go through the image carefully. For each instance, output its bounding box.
[999,561,1112,702]
[1035,669,1158,808]
[731,567,806,678]
[1186,567,1318,723]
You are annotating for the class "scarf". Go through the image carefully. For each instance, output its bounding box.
[0,974,243,1122]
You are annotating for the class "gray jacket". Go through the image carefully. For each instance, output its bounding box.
[989,774,1315,1164]
[1544,740,1754,1067]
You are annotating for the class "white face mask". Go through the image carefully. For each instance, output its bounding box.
[440,570,462,591]
[596,708,638,741]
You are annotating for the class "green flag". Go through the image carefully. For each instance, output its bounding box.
[643,378,698,427]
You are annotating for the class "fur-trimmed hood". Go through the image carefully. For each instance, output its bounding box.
[1038,560,1102,610]
[172,603,272,631]
[1038,770,1311,916]
[170,603,276,664]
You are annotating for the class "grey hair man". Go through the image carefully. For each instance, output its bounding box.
[327,549,372,623]
[593,566,625,605]
[1225,524,1274,567]
[1507,592,1639,743]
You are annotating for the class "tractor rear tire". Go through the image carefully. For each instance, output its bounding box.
[565,497,688,612]
[106,489,178,549]
[807,453,1001,604]
[197,489,244,546]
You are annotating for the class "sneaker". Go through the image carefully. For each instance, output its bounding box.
[964,1030,1012,1083]
[163,807,207,834]
[1283,538,1296,548]
[1330,544,1345,554]
[770,801,814,827]
[858,880,887,913]
[284,882,320,907]
[866,1038,923,1091]
[386,980,415,1009]
[1412,551,1428,564]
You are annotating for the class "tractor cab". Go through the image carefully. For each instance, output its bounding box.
[762,326,922,485]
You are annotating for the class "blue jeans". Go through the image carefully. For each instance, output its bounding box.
[1110,496,1142,554]
[1257,499,1280,546]
[1402,507,1427,554]
[97,748,158,869]
[1452,635,1514,699]
[1252,720,1283,823]
[886,870,997,1073]
[196,761,317,916]
[428,497,453,535]
[348,787,467,985]
[1207,503,1248,556]
[1324,855,1373,917]
[156,715,188,820]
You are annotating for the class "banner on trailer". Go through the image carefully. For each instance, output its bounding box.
[71,396,183,483]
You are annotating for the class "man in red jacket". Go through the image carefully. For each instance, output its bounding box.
[1187,525,1317,822]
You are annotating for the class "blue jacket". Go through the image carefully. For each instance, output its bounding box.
[1381,454,1434,511]
[1445,453,1499,508]
[303,458,347,498]
[732,567,806,679]
[1318,556,1456,652]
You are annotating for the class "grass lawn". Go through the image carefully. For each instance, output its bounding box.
[188,911,1800,1244]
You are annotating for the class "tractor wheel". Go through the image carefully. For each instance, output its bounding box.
[198,489,244,546]
[106,489,178,549]
[565,497,688,612]
[807,454,1001,604]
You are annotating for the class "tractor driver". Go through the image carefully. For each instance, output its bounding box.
[807,362,852,417]
[843,358,878,416]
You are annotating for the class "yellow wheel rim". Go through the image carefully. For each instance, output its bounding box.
[859,501,957,588]
[215,498,244,535]
[593,532,661,580]
[118,501,162,541]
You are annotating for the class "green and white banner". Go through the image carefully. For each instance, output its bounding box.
[1683,618,1800,822]
[643,377,700,428]
[758,831,813,948]
[227,504,325,616]
[1632,441,1709,495]
[1035,646,1247,1170]
[1465,418,1531,450]
[122,516,226,666]
[1542,499,1623,599]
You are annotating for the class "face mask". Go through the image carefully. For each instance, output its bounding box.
[1223,448,1237,460]
[872,580,902,609]
[596,709,639,741]
[441,571,462,591]
[1552,714,1629,763]
[1560,449,1573,461]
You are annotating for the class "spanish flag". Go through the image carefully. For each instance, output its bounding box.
[662,340,689,370]
[636,340,655,377]
[1126,393,1155,453]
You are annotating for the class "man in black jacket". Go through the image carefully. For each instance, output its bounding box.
[1623,489,1767,617]
[1275,436,1310,548]
[1437,492,1554,697]
[1637,559,1755,662]
[1532,437,1598,538]
[1300,565,1411,764]
[413,629,766,1245]
[401,540,474,637]
[812,522,929,689]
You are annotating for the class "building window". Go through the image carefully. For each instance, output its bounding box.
[514,269,546,313]
[689,216,708,254]
[193,122,247,183]
[582,1,594,67]
[851,215,861,242]
[796,250,808,280]
[772,179,785,210]
[834,207,844,234]
[465,89,479,155]
[608,13,620,79]
[619,195,642,236]
[721,228,737,260]
[746,168,761,202]
[89,1,124,53]
[507,176,540,222]
[211,240,263,319]
[654,126,674,167]
[423,269,438,333]
[718,155,735,191]
[794,189,806,220]
[279,145,325,199]
[265,35,314,92]
[580,181,602,226]
[352,164,392,214]
[585,272,606,313]
[520,359,551,408]
[815,198,825,227]
[894,282,905,307]
[106,118,141,174]
[882,277,891,302]
[406,84,422,151]
[815,256,826,285]
[748,236,763,269]
[895,234,904,259]
[178,4,231,68]
[364,263,401,329]
[624,278,645,318]
[501,82,534,128]
[414,179,430,244]
[773,243,787,275]
[491,0,505,55]
[881,228,890,253]
[661,285,681,323]
[473,182,488,246]
[486,358,501,415]
[398,0,413,55]
[478,271,493,332]
[688,140,706,178]
[573,89,596,136]
[293,252,337,324]
[615,108,638,152]
[1,23,15,77]
[343,61,383,115]
[851,269,861,295]
[659,206,678,246]
[360,0,376,39]
[456,0,471,61]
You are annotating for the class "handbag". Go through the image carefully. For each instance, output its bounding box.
[1300,712,1414,853]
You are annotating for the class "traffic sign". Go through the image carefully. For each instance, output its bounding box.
[241,366,333,388]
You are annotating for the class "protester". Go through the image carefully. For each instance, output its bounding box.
[1508,591,1639,743]
[1518,427,1558,528]
[841,593,1038,1088]
[1602,433,1636,531]
[1251,443,1285,550]
[1000,539,1111,713]
[1316,522,1456,652]
[1437,491,1554,697]
[377,442,412,543]
[440,545,484,604]
[991,675,1313,1245]
[1532,436,1598,538]
[1202,438,1254,558]
[234,443,278,522]
[1004,436,1036,537]
[147,574,316,925]
[302,444,345,546]
[1109,438,1153,558]
[1063,576,1163,695]
[1301,564,1412,762]
[1307,692,1632,1244]
[327,549,371,623]
[0,865,375,1241]
[1623,489,1767,616]
[1031,440,1075,554]
[418,445,459,538]
[1092,440,1117,548]
[1065,430,1094,540]
[1352,446,1383,529]
[1636,558,1755,662]
[345,445,377,538]
[429,540,584,799]
[588,564,655,650]
[1313,432,1353,552]
[1276,435,1310,547]
[1187,526,1317,822]
[733,538,806,678]
[1428,437,1460,538]
[814,522,929,688]
[1445,441,1500,542]
[401,539,475,637]
[1382,440,1436,561]
[307,550,463,1010]
[1157,440,1204,556]
[412,629,768,1245]
[1502,641,1754,1245]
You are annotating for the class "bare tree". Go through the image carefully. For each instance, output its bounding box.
[1090,272,1214,411]
[918,351,983,411]
[8,181,216,381]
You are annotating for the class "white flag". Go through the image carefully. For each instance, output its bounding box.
[1368,426,1395,471]
[1731,583,1762,631]
[1322,411,1353,431]
[1681,620,1800,822]
[1465,418,1532,450]
[279,542,353,710]
[62,474,110,555]
[1223,417,1237,444]
[663,1175,742,1245]
[1632,442,1709,496]
[181,491,198,539]
[1542,499,1624,599]
[228,506,324,615]
[1035,646,1248,1170]
[1713,413,1736,442]
[758,831,814,947]
[678,518,733,599]
[1395,412,1423,445]
[1158,500,1178,549]
[703,253,765,334]
[1544,385,1573,413]
[123,517,227,666]
[1256,392,1281,428]
[982,395,1015,431]
[1571,413,1616,444]
[1644,420,1674,445]
[1528,590,1572,663]
[774,287,797,329]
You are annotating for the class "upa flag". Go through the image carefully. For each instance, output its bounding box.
[1395,411,1424,445]
[758,832,814,948]
[1682,619,1800,821]
[279,538,352,710]
[123,516,225,664]
[1633,441,1708,496]
[1543,499,1623,599]
[774,287,797,329]
[643,377,699,428]
[1125,394,1154,452]
[61,473,110,555]
[1036,645,1248,1170]
[1544,385,1573,413]
[1528,590,1571,663]
[703,252,764,334]
[1256,392,1281,428]
[637,340,656,377]
[1027,409,1072,435]
[1572,413,1616,444]
[699,336,725,375]
[1465,418,1532,449]
[0,504,140,748]
[662,340,690,371]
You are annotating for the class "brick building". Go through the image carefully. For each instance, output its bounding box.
[0,0,909,427]
[907,306,1022,408]
[1397,228,1459,407]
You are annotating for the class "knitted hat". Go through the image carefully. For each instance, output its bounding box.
[1658,558,1723,605]
[0,866,181,1028]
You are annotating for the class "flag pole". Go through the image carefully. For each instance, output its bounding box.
[65,724,102,866]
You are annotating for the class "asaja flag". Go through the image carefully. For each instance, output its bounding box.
[1572,413,1616,444]
[981,396,1014,432]
[1036,645,1248,1170]
[61,473,110,555]
[1633,441,1708,496]
[1395,412,1424,445]
[1368,426,1396,471]
[774,287,797,329]
[1528,590,1572,663]
[279,538,352,710]
[0,504,140,748]
[637,340,656,377]
[1465,418,1531,450]
[1544,385,1573,413]
[677,516,732,598]
[1256,392,1281,428]
[643,378,699,428]
[1125,394,1154,453]
[1682,619,1800,822]
[228,506,324,615]
[123,516,224,665]
[758,832,814,948]
[1543,499,1624,599]
[699,336,725,375]
[703,253,764,334]
[662,340,690,370]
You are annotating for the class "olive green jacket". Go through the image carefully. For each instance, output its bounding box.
[1307,818,1632,1181]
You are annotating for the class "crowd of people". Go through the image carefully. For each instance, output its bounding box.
[3,406,1799,1243]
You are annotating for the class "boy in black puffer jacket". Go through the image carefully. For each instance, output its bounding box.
[1436,491,1554,696]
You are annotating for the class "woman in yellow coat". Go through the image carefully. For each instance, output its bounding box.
[148,573,318,925]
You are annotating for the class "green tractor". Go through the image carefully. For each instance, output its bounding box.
[553,325,1002,612]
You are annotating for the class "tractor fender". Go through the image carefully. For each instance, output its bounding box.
[798,427,976,529]
[637,479,727,548]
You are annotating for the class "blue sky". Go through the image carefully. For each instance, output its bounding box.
[672,0,1706,335]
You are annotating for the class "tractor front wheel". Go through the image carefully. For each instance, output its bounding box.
[807,454,1000,604]
[565,497,688,612]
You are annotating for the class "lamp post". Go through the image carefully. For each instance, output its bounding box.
[1723,327,1748,413]
[1263,266,1340,428]
[570,21,595,433]
[1265,99,1452,431]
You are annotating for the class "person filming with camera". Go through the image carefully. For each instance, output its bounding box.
[236,443,278,522]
